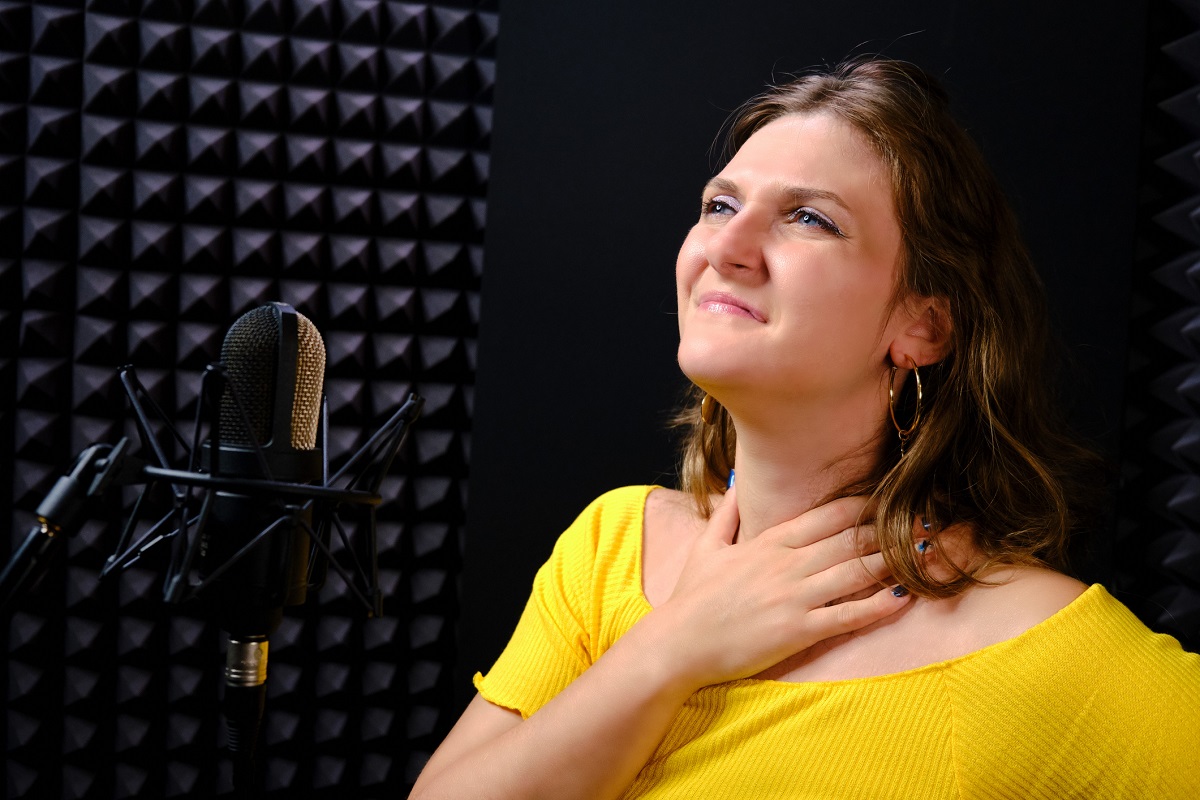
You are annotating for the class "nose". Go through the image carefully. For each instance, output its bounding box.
[704,207,767,275]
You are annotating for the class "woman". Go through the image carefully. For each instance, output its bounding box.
[411,58,1200,798]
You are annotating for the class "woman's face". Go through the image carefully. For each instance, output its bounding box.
[676,112,908,408]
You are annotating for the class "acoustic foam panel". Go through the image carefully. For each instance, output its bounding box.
[1,0,495,796]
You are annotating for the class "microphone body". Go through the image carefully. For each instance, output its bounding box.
[197,444,320,638]
[1,296,423,794]
[195,302,326,790]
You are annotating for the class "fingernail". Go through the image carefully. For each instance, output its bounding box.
[726,469,736,489]
[920,517,932,532]
[916,538,931,554]
[891,585,909,598]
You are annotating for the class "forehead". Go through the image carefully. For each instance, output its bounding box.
[723,112,887,188]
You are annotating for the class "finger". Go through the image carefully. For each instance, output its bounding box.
[847,550,891,587]
[809,551,891,601]
[913,514,934,555]
[768,495,870,549]
[814,582,912,638]
[801,524,880,576]
[698,484,740,548]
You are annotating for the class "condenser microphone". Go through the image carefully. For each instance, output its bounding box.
[196,301,326,789]
[2,295,423,792]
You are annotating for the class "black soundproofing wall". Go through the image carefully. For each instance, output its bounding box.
[1,0,495,797]
[6,0,1200,797]
[1118,0,1200,654]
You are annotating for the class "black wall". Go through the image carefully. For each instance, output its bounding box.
[7,0,1198,795]
[0,1,495,796]
[462,0,1151,710]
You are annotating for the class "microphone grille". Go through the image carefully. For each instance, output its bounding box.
[220,304,325,449]
[220,305,277,446]
[293,312,325,450]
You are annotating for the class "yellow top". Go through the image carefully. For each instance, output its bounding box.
[475,485,1200,799]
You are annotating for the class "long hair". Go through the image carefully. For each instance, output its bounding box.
[675,57,1106,598]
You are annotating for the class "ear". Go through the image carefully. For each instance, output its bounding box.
[889,295,952,368]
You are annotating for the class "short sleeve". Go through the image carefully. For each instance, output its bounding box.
[472,486,654,719]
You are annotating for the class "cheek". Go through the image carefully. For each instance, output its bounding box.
[675,232,707,336]
[675,228,707,290]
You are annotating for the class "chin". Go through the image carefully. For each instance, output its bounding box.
[676,340,713,383]
[677,346,753,393]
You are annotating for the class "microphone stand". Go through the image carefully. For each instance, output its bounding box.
[0,438,135,612]
[0,363,424,793]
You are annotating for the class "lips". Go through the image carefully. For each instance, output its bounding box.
[697,291,766,322]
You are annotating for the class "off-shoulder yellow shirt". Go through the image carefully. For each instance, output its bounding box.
[475,485,1200,798]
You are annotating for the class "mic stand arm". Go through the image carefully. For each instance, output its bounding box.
[0,438,132,612]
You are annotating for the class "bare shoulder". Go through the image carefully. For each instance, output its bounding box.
[643,486,697,525]
[641,488,706,607]
[973,566,1087,613]
[941,566,1089,647]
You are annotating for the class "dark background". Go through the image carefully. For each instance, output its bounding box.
[461,0,1153,709]
[5,0,1200,796]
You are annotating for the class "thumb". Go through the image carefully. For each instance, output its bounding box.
[700,484,740,548]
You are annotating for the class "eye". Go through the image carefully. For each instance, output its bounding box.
[790,207,843,236]
[701,194,741,217]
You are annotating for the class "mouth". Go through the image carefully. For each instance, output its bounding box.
[697,291,766,322]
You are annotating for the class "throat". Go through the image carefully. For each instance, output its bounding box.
[727,429,887,544]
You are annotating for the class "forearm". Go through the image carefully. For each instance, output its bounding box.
[412,490,912,798]
[410,616,694,800]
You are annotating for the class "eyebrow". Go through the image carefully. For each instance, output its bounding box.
[703,177,852,215]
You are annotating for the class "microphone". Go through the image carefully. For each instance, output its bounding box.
[1,298,423,792]
[197,302,326,790]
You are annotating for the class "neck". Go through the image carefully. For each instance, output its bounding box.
[725,393,891,542]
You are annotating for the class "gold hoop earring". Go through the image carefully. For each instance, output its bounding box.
[888,362,922,455]
[700,393,719,425]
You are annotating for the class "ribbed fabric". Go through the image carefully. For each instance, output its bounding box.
[474,486,1200,799]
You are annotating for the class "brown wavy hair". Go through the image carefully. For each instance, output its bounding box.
[675,57,1106,598]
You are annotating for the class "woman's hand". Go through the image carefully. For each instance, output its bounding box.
[411,488,911,800]
[644,486,910,692]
